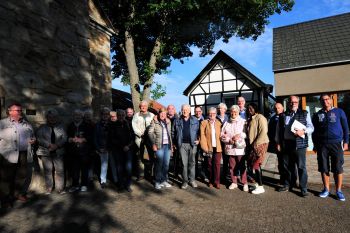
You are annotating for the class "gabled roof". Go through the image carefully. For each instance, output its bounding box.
[89,0,117,35]
[183,50,268,96]
[273,12,350,72]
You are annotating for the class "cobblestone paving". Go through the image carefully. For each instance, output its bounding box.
[1,153,350,233]
[1,178,349,233]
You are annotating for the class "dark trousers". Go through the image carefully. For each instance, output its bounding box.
[208,149,222,186]
[276,151,286,185]
[283,141,308,191]
[0,152,28,205]
[72,155,90,187]
[115,149,133,188]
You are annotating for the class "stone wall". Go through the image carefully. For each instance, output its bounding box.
[0,0,112,126]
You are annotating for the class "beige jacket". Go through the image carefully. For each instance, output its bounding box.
[200,119,222,153]
[248,113,269,146]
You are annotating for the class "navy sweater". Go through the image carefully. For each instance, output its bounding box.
[312,108,349,145]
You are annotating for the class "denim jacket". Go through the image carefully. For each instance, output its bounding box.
[172,116,199,147]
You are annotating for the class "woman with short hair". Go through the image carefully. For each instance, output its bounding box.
[221,105,248,192]
[148,108,173,190]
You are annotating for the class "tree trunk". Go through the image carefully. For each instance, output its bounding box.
[124,30,141,110]
[142,37,162,101]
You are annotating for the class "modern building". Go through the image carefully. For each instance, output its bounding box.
[183,50,274,116]
[273,12,350,151]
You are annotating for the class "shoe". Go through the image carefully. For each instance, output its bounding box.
[243,184,249,192]
[252,185,265,194]
[208,183,213,188]
[126,186,133,192]
[181,183,188,189]
[80,186,88,192]
[214,184,220,189]
[278,186,289,192]
[155,183,162,190]
[301,190,309,197]
[161,181,172,188]
[57,190,66,195]
[189,181,198,188]
[136,176,144,181]
[336,190,346,201]
[204,178,209,183]
[101,183,106,189]
[45,189,52,195]
[228,183,238,190]
[17,195,28,202]
[68,186,80,193]
[319,188,329,198]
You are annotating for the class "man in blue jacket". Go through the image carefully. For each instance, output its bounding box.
[172,104,199,189]
[312,93,349,201]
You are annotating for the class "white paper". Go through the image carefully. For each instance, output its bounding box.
[291,119,306,138]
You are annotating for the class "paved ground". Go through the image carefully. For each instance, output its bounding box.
[1,153,350,233]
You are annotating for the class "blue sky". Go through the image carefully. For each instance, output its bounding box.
[112,0,350,111]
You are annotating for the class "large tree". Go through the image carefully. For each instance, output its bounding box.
[100,0,294,109]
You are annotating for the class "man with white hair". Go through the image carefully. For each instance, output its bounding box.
[237,96,247,120]
[132,100,155,180]
[172,104,200,189]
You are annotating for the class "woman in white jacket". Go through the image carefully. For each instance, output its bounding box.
[221,105,248,192]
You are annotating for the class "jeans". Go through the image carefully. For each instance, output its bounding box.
[41,153,64,191]
[283,141,308,191]
[99,151,109,184]
[115,149,133,188]
[155,145,171,184]
[180,143,197,183]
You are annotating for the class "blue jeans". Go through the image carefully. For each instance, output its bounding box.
[115,149,133,188]
[99,151,109,184]
[155,145,171,184]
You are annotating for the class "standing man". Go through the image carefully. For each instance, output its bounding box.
[237,96,247,120]
[268,103,285,186]
[167,104,180,177]
[312,94,349,201]
[0,103,35,208]
[132,101,154,180]
[172,104,200,189]
[194,106,207,182]
[94,107,111,189]
[277,96,314,197]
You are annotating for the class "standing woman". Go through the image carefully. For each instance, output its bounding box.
[221,105,248,191]
[200,107,222,189]
[148,108,173,190]
[246,103,269,194]
[36,108,67,194]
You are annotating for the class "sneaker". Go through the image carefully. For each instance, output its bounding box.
[204,178,210,184]
[155,183,162,190]
[336,190,346,201]
[278,186,289,192]
[243,184,249,192]
[80,186,88,192]
[68,186,80,193]
[57,189,66,195]
[252,185,265,194]
[189,181,198,188]
[181,183,188,189]
[301,190,309,197]
[161,181,172,188]
[45,189,52,195]
[319,188,329,198]
[229,183,238,190]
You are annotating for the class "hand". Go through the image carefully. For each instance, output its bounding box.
[233,134,240,141]
[28,138,36,144]
[276,144,281,152]
[294,129,305,137]
[344,143,348,151]
[123,146,129,152]
[49,144,58,151]
[152,144,158,152]
[194,140,199,145]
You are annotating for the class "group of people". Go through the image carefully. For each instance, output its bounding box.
[0,93,348,210]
